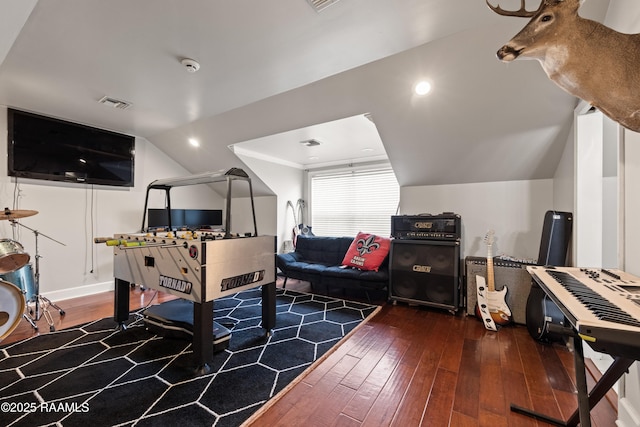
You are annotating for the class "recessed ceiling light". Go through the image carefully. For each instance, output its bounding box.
[189,138,200,147]
[309,156,320,160]
[362,148,374,152]
[414,80,432,96]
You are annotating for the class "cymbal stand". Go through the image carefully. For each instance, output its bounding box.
[10,220,66,332]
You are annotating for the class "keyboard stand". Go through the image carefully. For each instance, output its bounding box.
[510,325,634,427]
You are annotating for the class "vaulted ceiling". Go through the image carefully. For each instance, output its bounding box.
[0,0,611,196]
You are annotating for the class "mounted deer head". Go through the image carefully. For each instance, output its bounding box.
[488,0,640,133]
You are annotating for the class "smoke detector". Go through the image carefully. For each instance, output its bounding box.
[181,58,200,73]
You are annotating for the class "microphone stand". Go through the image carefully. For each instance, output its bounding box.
[10,220,66,332]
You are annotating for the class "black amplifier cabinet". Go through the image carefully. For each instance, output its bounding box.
[391,213,461,241]
[389,239,460,312]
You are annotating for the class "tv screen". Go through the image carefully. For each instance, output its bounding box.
[7,108,135,187]
[184,209,223,229]
[147,208,223,231]
[147,209,186,230]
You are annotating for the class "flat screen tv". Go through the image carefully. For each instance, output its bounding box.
[147,208,223,231]
[147,209,186,230]
[184,209,223,229]
[7,108,135,187]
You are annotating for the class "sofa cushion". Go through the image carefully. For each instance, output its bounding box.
[285,261,331,275]
[322,265,389,282]
[295,235,353,265]
[341,232,391,271]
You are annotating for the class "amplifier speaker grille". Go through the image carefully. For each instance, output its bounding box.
[465,257,534,325]
[389,240,460,310]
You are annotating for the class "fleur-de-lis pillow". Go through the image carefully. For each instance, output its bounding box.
[341,232,391,271]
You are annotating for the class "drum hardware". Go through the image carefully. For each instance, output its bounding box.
[0,279,26,341]
[7,214,66,333]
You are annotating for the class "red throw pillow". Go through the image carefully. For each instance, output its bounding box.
[341,232,391,271]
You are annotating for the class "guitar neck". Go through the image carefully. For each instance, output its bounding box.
[486,245,495,292]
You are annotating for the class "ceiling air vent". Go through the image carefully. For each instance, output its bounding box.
[300,139,322,147]
[98,96,132,110]
[307,0,340,12]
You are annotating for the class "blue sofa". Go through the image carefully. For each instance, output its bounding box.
[276,235,389,297]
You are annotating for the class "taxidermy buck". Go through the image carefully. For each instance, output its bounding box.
[487,0,640,133]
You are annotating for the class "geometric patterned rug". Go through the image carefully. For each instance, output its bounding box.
[0,288,379,427]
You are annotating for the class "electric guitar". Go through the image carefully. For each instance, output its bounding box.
[296,199,314,236]
[475,230,512,326]
[287,200,299,247]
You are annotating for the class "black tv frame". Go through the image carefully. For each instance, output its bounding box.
[7,108,135,187]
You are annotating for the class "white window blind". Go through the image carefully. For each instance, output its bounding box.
[310,167,399,237]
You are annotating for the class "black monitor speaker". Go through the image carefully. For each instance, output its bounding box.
[537,211,573,266]
[389,239,460,311]
[526,210,573,342]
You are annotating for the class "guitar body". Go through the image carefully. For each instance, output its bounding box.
[476,230,513,329]
[296,199,314,237]
[298,224,314,236]
[475,286,512,326]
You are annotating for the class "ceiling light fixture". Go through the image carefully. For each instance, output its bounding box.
[414,80,432,96]
[189,138,200,147]
[181,58,200,73]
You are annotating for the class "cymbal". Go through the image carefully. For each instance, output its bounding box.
[1,208,38,221]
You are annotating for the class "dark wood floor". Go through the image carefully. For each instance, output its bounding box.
[2,281,617,427]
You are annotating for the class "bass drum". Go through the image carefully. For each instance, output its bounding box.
[525,284,566,342]
[0,280,25,341]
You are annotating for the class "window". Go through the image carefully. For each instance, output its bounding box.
[310,167,399,237]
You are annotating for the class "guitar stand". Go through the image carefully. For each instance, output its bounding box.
[510,324,633,427]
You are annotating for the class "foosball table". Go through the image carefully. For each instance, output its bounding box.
[104,169,276,374]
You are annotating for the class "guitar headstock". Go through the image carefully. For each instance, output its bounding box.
[484,229,495,247]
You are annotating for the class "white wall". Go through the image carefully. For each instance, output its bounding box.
[621,129,640,427]
[553,125,575,213]
[226,195,277,238]
[233,154,302,253]
[602,3,640,425]
[400,179,553,260]
[0,105,224,300]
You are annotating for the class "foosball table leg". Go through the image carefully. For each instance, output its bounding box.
[114,278,131,329]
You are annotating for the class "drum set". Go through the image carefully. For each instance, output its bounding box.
[0,208,65,341]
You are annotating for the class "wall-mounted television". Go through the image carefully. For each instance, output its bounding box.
[7,108,135,187]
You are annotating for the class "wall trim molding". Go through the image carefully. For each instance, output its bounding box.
[41,280,114,302]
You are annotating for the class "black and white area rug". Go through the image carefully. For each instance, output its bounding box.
[0,288,379,427]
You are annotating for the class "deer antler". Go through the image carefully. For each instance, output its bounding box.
[486,0,544,17]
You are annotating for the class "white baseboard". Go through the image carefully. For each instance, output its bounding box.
[617,397,640,427]
[40,281,114,302]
